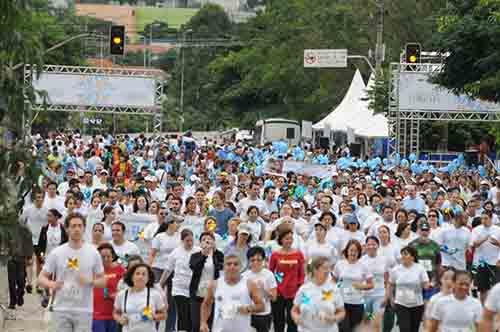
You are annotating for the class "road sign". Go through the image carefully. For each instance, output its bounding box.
[304,49,348,68]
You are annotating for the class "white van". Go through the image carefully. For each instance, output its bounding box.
[254,118,300,146]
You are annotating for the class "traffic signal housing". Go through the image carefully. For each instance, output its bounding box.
[405,43,421,64]
[110,25,125,55]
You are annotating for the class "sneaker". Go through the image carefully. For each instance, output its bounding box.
[26,285,33,294]
[41,296,49,308]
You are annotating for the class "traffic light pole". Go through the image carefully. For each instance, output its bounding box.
[12,33,94,71]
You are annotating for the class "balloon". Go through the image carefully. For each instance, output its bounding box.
[409,153,417,162]
[292,146,305,161]
[478,165,486,177]
[400,159,409,168]
[264,179,275,188]
[255,164,264,177]
[382,158,389,166]
[272,141,288,156]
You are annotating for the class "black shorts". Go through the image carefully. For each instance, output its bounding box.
[474,264,497,292]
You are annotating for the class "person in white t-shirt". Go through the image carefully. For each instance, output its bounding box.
[38,213,106,332]
[423,267,455,328]
[471,211,500,304]
[160,228,200,332]
[385,245,431,332]
[200,254,265,332]
[237,182,265,220]
[480,282,500,332]
[242,246,277,332]
[111,222,140,266]
[113,263,167,332]
[428,271,481,332]
[292,256,346,332]
[333,239,373,332]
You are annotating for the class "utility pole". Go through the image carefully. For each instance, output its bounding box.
[180,29,193,133]
[375,0,384,73]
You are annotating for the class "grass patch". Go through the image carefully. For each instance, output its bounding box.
[135,7,198,30]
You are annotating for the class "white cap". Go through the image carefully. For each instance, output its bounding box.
[480,180,490,186]
[190,174,201,183]
[291,202,301,209]
[433,177,442,185]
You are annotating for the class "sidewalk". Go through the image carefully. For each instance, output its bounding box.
[3,293,47,332]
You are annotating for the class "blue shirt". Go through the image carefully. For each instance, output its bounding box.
[208,208,235,236]
[402,196,426,214]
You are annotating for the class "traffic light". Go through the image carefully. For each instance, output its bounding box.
[405,43,421,64]
[110,25,125,55]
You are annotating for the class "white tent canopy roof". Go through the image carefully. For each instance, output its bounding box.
[313,70,388,138]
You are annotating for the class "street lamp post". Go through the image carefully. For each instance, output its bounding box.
[149,23,161,67]
[179,28,193,133]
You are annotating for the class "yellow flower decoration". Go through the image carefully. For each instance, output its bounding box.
[138,230,145,240]
[67,257,79,271]
[207,220,217,232]
[142,305,153,321]
[322,290,334,301]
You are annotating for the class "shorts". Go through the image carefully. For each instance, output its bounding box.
[53,311,92,332]
[364,296,384,314]
[474,264,497,292]
[92,319,118,332]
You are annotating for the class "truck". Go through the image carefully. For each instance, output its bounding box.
[254,118,301,146]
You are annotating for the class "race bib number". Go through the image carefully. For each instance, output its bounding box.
[60,282,83,302]
[420,259,433,272]
[396,287,417,305]
[220,302,239,320]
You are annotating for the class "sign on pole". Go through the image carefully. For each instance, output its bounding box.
[304,49,348,68]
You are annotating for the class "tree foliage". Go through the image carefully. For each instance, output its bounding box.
[434,0,500,103]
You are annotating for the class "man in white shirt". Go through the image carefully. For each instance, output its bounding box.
[38,213,105,332]
[368,205,397,237]
[237,182,265,220]
[435,211,471,271]
[145,175,166,202]
[261,186,278,222]
[43,181,65,212]
[110,221,140,265]
[21,189,48,292]
[471,211,500,304]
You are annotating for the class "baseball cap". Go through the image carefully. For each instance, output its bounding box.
[419,222,430,231]
[291,202,301,209]
[343,214,358,225]
[480,180,490,186]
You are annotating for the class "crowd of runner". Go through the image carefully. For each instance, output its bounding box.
[8,130,500,332]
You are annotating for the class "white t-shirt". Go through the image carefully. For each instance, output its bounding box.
[112,241,140,262]
[333,260,372,305]
[43,195,65,213]
[151,232,180,269]
[471,224,500,265]
[485,282,500,313]
[293,280,344,332]
[430,294,482,331]
[242,268,277,316]
[368,220,397,238]
[337,230,366,252]
[389,263,429,308]
[46,224,63,255]
[237,197,265,219]
[304,240,337,267]
[424,291,447,320]
[166,246,200,297]
[360,254,389,298]
[435,226,471,270]
[114,287,165,332]
[43,242,104,313]
[22,205,49,245]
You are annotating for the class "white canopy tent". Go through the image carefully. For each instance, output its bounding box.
[355,74,389,138]
[312,70,389,138]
